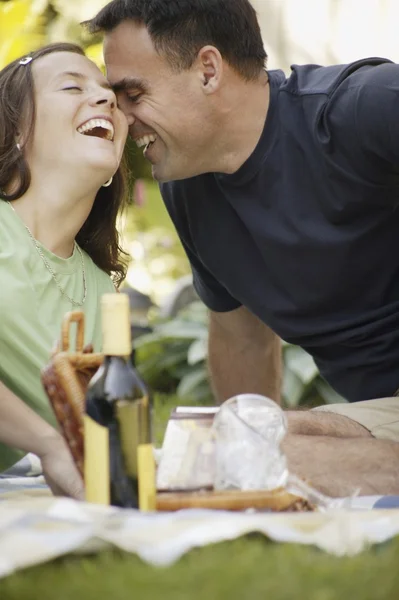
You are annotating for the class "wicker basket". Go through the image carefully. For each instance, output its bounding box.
[41,311,103,478]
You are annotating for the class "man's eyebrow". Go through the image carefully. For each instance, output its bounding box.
[110,77,149,94]
[56,71,112,90]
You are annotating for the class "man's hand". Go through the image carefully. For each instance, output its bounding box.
[39,436,84,500]
[282,409,399,497]
[282,433,399,497]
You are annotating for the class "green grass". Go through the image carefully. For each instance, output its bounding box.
[1,537,398,600]
[1,393,399,599]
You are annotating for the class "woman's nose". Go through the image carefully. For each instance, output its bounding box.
[90,89,116,110]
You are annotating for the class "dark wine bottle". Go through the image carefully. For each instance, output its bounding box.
[84,292,152,508]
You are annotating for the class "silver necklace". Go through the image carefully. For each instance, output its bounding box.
[7,201,87,306]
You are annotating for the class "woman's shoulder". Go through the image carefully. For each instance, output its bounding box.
[0,200,18,239]
[0,200,31,263]
[81,250,117,292]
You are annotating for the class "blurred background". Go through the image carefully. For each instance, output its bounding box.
[1,0,396,410]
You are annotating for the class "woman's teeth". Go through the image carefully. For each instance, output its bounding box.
[77,118,114,141]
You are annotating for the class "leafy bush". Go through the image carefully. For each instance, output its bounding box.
[134,301,347,408]
[135,301,212,404]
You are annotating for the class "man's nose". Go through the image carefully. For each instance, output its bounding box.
[116,98,136,126]
[126,114,136,126]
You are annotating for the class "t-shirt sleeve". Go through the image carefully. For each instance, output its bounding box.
[160,182,241,313]
[179,235,241,312]
[352,63,399,166]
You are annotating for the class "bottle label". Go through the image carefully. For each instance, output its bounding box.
[137,443,156,512]
[84,415,110,505]
[117,396,151,478]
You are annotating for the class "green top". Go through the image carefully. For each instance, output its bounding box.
[0,200,115,470]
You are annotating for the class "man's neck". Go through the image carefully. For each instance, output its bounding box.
[210,70,270,175]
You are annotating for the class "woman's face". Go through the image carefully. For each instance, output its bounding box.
[25,52,128,181]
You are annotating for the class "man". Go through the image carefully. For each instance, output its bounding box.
[85,0,399,497]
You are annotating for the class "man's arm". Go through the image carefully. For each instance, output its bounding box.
[283,433,399,497]
[287,410,372,438]
[0,380,83,499]
[284,408,399,496]
[208,306,282,404]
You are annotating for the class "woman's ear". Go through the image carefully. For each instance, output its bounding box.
[15,131,25,151]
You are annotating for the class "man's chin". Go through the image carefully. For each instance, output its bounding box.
[151,164,174,183]
[152,164,194,183]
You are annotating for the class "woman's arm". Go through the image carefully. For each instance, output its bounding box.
[0,379,83,499]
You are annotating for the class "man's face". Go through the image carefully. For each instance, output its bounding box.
[104,21,213,182]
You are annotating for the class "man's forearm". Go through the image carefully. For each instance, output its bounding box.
[0,380,61,458]
[287,410,372,438]
[208,307,282,403]
[283,434,399,497]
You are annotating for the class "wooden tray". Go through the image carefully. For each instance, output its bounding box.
[155,488,313,512]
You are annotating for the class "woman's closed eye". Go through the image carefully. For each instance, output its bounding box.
[62,86,83,92]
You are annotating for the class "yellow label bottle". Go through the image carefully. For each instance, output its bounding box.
[84,293,152,507]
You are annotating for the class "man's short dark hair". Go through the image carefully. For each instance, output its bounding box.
[84,0,267,81]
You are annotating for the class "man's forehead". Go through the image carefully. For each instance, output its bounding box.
[104,50,152,92]
[103,20,163,75]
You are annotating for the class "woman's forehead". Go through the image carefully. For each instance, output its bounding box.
[33,52,106,86]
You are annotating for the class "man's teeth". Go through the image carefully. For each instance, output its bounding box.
[77,118,114,141]
[136,134,157,148]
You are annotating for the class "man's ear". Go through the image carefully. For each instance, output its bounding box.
[196,45,223,94]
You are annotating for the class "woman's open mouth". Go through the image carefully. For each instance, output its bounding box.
[77,118,114,142]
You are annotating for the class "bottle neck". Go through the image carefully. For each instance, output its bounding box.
[103,355,131,365]
[102,300,132,356]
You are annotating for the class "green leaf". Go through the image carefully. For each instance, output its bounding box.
[133,332,166,349]
[134,321,207,348]
[284,346,318,384]
[170,363,193,379]
[315,380,348,404]
[187,338,207,365]
[177,367,208,398]
[158,320,207,340]
[282,368,305,408]
[154,349,188,371]
[186,382,214,404]
[179,301,209,324]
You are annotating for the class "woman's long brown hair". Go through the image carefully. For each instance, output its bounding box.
[0,42,128,286]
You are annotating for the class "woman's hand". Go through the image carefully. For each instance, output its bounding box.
[0,379,84,499]
[39,436,84,500]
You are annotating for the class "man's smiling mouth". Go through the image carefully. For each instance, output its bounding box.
[135,134,157,150]
[77,118,114,141]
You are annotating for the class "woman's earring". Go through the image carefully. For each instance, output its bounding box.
[102,177,113,187]
[16,143,21,151]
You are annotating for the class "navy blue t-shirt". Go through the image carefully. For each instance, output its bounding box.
[161,58,399,402]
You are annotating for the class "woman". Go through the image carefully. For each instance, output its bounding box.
[0,42,128,498]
